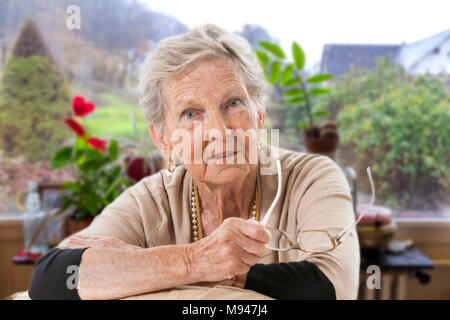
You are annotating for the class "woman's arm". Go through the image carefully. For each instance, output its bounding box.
[79,218,269,299]
[293,156,361,299]
[29,243,195,300]
[78,244,193,300]
[29,217,269,300]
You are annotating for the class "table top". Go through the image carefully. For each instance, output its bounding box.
[360,246,434,270]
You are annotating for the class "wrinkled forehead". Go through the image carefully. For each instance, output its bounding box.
[162,57,248,106]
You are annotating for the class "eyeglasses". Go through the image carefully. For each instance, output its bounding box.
[261,160,375,253]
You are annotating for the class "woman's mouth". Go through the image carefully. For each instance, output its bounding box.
[207,151,241,163]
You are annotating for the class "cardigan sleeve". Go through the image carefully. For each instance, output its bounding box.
[28,247,89,300]
[292,156,361,300]
[245,260,336,299]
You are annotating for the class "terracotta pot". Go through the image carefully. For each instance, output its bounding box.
[302,135,339,154]
[64,218,92,237]
[357,220,398,251]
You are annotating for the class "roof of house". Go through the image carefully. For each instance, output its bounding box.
[395,28,450,73]
[320,44,401,76]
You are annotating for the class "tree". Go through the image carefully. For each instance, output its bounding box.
[0,19,71,162]
[336,59,450,210]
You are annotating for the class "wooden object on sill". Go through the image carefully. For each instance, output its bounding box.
[65,217,92,237]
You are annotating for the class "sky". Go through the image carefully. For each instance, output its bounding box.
[143,0,450,71]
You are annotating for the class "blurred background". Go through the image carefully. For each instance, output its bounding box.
[0,0,449,299]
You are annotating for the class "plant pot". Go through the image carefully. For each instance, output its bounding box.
[64,218,92,237]
[357,220,398,251]
[302,135,339,154]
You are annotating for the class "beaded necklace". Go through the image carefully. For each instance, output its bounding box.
[190,182,259,241]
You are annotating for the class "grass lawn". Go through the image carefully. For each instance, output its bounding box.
[84,92,148,140]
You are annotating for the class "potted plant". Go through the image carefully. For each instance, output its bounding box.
[255,41,339,154]
[51,96,132,236]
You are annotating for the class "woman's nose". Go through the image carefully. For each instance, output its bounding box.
[204,111,229,141]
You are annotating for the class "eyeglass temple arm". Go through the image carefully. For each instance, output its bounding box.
[261,159,282,227]
[336,167,375,243]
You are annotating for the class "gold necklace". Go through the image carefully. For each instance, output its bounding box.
[190,182,259,241]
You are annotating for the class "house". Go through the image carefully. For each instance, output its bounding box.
[396,28,450,75]
[320,29,450,77]
[320,44,400,76]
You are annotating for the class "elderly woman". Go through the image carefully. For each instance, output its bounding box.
[29,24,360,300]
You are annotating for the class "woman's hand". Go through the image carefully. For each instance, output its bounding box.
[187,217,270,283]
[66,235,143,251]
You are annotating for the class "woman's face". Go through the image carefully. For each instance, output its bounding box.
[155,57,265,186]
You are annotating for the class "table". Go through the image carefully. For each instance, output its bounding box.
[359,246,434,300]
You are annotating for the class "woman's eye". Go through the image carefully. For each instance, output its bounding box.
[227,99,240,108]
[184,110,197,119]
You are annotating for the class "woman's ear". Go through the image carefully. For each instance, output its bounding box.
[149,125,172,160]
[257,111,266,129]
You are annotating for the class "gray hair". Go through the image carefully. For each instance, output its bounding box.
[139,23,269,133]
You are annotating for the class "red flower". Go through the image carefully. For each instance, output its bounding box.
[87,137,108,152]
[65,118,85,137]
[72,96,95,117]
[72,96,85,108]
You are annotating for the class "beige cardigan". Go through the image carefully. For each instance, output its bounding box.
[59,146,360,299]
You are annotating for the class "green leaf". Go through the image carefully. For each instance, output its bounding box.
[75,136,87,152]
[51,146,73,169]
[84,148,105,161]
[109,166,122,182]
[76,154,87,165]
[280,64,294,86]
[307,74,334,83]
[292,42,305,70]
[309,88,332,95]
[259,41,286,59]
[284,77,302,86]
[262,69,268,82]
[85,193,102,216]
[297,121,309,129]
[284,88,304,98]
[73,136,89,161]
[313,110,330,117]
[80,158,105,177]
[289,97,306,105]
[255,50,270,66]
[104,176,125,200]
[108,139,119,160]
[269,61,281,85]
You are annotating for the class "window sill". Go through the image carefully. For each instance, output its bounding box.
[393,218,450,250]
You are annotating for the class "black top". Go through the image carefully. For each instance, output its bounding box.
[28,247,89,300]
[29,247,336,300]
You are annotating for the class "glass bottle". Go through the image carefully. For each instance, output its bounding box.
[23,181,49,253]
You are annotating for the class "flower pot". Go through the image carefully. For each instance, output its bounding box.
[64,218,92,237]
[302,135,339,154]
[302,121,340,155]
[357,220,398,251]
